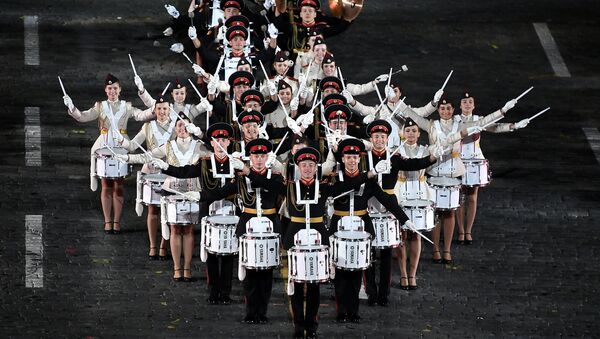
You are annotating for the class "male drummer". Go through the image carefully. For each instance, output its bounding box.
[328,138,415,323]
[361,119,439,306]
[154,122,238,304]
[284,147,381,338]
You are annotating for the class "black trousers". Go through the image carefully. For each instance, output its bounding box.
[364,247,392,302]
[243,268,273,317]
[334,269,362,316]
[291,282,320,331]
[206,253,234,298]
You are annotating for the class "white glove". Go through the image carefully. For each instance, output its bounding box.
[288,120,302,135]
[374,160,390,174]
[170,43,184,54]
[362,114,375,125]
[300,87,309,99]
[300,113,314,129]
[341,89,354,105]
[114,154,129,163]
[151,158,169,170]
[403,220,416,231]
[231,151,244,159]
[188,26,197,40]
[502,99,517,113]
[326,134,337,149]
[467,126,484,136]
[199,97,211,111]
[385,85,395,100]
[514,119,529,130]
[267,23,278,39]
[63,95,75,111]
[163,27,173,36]
[134,75,144,93]
[165,4,180,18]
[290,97,299,111]
[185,122,203,137]
[263,0,274,10]
[183,191,200,202]
[374,74,389,83]
[258,123,269,139]
[230,158,245,170]
[433,89,443,104]
[192,63,205,76]
[207,79,218,95]
[428,144,445,159]
[267,80,277,96]
[265,152,277,168]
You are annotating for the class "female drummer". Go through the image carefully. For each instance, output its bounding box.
[62,74,155,234]
[121,94,175,260]
[455,92,528,245]
[117,112,210,281]
[394,118,437,290]
[402,95,517,264]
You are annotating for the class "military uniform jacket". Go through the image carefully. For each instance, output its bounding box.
[362,150,436,191]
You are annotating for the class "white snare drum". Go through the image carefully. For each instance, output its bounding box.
[337,216,365,232]
[239,233,280,269]
[427,176,461,210]
[330,231,371,271]
[94,147,129,179]
[165,195,200,225]
[401,199,435,231]
[288,246,329,283]
[141,173,166,205]
[202,215,240,255]
[371,213,401,248]
[462,159,490,187]
[209,200,236,216]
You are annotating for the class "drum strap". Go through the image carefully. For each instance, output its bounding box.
[290,216,323,223]
[170,139,197,166]
[242,207,276,215]
[150,119,175,147]
[334,209,367,216]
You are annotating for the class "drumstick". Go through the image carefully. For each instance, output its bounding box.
[181,51,194,65]
[403,222,434,245]
[515,86,534,101]
[278,95,290,117]
[258,60,270,82]
[386,67,393,88]
[58,76,67,96]
[131,139,158,161]
[320,121,335,134]
[528,106,550,121]
[162,186,189,198]
[102,141,125,162]
[187,78,205,100]
[273,132,289,155]
[374,82,384,104]
[161,82,171,97]
[390,96,407,118]
[481,115,505,131]
[337,66,346,92]
[332,189,354,201]
[128,53,138,77]
[440,70,453,92]
[390,65,409,76]
[211,136,231,157]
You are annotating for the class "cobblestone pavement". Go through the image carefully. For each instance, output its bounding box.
[1,0,600,337]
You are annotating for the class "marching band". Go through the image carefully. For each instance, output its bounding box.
[60,0,546,338]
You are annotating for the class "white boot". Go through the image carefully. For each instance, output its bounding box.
[90,175,98,192]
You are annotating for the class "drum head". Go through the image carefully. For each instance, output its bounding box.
[428,176,461,186]
[402,199,434,208]
[334,230,370,240]
[144,173,167,182]
[207,215,239,225]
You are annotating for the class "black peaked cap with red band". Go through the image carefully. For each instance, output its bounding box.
[207,122,234,139]
[228,70,254,88]
[245,138,272,155]
[366,119,392,137]
[335,137,365,160]
[237,110,264,125]
[221,0,243,10]
[293,147,321,165]
[226,25,248,41]
[225,15,250,28]
[322,93,347,108]
[319,76,343,92]
[240,89,264,106]
[324,104,351,122]
[298,0,320,9]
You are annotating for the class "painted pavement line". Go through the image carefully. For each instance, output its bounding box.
[533,22,571,78]
[582,127,600,165]
[25,107,41,167]
[24,15,40,66]
[25,215,44,288]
